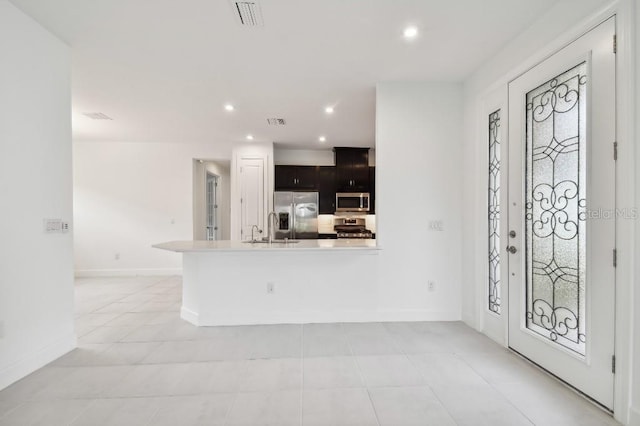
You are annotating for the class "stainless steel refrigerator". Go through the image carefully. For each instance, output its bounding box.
[274,192,319,239]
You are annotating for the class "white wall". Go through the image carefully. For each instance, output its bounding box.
[376,82,463,319]
[73,142,229,275]
[0,0,75,390]
[274,148,376,166]
[274,148,334,166]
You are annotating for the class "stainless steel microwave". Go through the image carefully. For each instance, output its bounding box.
[336,192,370,212]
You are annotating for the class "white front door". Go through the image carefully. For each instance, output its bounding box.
[239,158,265,241]
[507,17,616,409]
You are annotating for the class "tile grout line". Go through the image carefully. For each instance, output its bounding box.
[345,326,382,426]
[489,385,537,425]
[464,354,535,426]
[67,398,99,426]
[0,401,25,423]
[300,324,304,426]
[453,352,536,425]
[400,332,462,426]
[220,345,253,426]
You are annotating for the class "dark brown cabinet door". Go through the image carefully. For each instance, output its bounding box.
[294,166,317,189]
[351,163,369,191]
[368,166,375,214]
[275,166,317,190]
[275,166,297,190]
[334,148,370,191]
[317,166,336,214]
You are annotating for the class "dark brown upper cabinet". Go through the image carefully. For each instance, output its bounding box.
[334,147,370,192]
[274,166,318,190]
[317,166,337,214]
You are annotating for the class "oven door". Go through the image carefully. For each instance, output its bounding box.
[335,193,369,212]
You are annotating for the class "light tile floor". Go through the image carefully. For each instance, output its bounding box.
[0,276,620,426]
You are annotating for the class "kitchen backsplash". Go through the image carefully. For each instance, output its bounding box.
[318,214,376,234]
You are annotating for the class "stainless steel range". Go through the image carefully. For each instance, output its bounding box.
[334,217,373,239]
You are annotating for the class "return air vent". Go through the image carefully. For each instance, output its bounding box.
[267,118,286,126]
[232,1,264,26]
[83,112,113,120]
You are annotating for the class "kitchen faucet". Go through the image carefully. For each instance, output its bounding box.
[267,211,278,243]
[251,224,262,242]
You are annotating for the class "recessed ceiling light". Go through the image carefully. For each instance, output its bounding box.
[403,26,418,40]
[319,136,327,143]
[224,104,235,111]
[246,134,254,141]
[325,106,334,114]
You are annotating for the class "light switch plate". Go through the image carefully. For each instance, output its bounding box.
[44,218,62,233]
[428,220,444,231]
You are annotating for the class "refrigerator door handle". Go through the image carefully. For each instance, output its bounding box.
[291,203,295,239]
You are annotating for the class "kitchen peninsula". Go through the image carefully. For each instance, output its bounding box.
[154,239,380,326]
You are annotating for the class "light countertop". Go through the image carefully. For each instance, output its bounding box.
[153,239,378,253]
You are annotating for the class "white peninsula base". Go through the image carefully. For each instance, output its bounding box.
[154,240,381,326]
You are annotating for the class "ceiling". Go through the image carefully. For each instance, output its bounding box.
[11,0,564,152]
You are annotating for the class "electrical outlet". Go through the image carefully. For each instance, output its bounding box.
[267,282,275,294]
[115,253,120,260]
[428,281,436,292]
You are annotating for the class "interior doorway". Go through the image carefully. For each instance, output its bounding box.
[205,172,218,240]
[193,159,231,241]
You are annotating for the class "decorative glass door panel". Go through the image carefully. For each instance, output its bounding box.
[206,173,218,241]
[488,110,502,315]
[525,63,587,355]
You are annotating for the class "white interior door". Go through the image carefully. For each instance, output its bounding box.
[507,17,616,409]
[239,158,265,241]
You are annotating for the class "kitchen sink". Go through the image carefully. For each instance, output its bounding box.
[243,239,300,244]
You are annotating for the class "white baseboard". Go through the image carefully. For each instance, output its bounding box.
[75,268,182,277]
[0,332,76,391]
[196,309,461,326]
[180,306,200,326]
[628,406,640,426]
[375,309,461,322]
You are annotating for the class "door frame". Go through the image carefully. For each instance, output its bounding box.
[478,89,510,346]
[472,2,635,422]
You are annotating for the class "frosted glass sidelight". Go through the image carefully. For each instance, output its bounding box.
[488,110,501,314]
[525,62,587,355]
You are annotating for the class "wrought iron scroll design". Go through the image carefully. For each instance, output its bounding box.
[525,62,587,355]
[488,110,501,315]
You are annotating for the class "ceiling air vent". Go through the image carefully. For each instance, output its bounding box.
[267,118,286,126]
[83,112,113,120]
[232,1,264,26]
